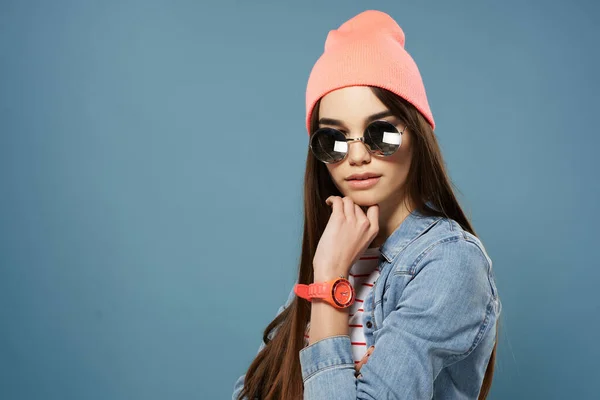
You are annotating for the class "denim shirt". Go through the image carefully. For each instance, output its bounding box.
[232,208,502,399]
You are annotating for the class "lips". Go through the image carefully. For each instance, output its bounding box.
[345,172,382,181]
[346,175,381,189]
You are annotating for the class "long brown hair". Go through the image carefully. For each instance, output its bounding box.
[237,86,500,399]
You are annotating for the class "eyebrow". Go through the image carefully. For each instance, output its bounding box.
[318,110,395,128]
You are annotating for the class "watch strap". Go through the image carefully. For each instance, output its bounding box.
[308,282,329,299]
[294,276,350,302]
[294,281,330,300]
[293,283,310,299]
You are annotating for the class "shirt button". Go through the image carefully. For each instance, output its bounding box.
[366,321,372,328]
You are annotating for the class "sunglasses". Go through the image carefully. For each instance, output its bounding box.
[310,120,406,164]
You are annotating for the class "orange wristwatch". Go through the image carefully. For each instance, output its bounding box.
[294,276,355,309]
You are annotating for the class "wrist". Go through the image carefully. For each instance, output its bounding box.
[313,263,350,281]
[313,272,349,282]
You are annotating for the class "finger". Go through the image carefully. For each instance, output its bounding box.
[355,354,367,372]
[355,204,371,228]
[366,204,379,233]
[328,196,344,217]
[354,204,363,218]
[355,346,374,373]
[362,346,374,364]
[355,359,364,373]
[358,347,374,371]
[326,195,341,207]
[342,197,355,220]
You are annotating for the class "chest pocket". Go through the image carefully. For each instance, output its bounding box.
[370,264,413,332]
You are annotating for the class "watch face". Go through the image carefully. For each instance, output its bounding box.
[332,279,354,307]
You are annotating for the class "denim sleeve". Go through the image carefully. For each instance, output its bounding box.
[232,284,297,400]
[298,238,500,399]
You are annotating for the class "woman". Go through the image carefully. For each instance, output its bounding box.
[233,9,501,400]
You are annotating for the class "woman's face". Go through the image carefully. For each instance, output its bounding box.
[317,86,413,208]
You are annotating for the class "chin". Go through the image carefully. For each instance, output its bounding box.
[347,191,381,207]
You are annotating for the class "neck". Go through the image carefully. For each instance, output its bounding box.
[369,195,415,248]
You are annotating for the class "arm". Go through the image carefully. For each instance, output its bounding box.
[307,270,352,346]
[307,196,378,346]
[232,284,297,400]
[298,238,501,399]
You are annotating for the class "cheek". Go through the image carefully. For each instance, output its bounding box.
[389,149,411,171]
[325,165,354,196]
[326,165,343,184]
[388,138,412,172]
[377,149,412,190]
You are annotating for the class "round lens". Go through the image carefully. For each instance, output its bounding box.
[364,121,403,156]
[310,128,347,163]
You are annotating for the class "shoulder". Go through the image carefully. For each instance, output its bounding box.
[393,217,498,300]
[378,217,501,364]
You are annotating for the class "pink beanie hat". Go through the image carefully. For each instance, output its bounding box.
[305,10,435,135]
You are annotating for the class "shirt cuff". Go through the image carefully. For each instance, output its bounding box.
[298,335,354,382]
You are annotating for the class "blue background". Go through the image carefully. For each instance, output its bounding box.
[1,0,598,399]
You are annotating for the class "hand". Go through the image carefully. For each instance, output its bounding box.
[313,196,379,280]
[355,345,375,377]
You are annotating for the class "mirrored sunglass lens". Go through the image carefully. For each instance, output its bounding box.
[310,129,347,163]
[365,121,402,156]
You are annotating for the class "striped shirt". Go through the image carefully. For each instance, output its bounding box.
[303,246,381,364]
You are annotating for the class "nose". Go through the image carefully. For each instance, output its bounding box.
[346,137,371,165]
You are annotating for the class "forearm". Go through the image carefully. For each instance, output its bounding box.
[308,271,350,345]
[308,300,349,345]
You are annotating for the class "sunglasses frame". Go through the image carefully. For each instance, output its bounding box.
[310,120,408,164]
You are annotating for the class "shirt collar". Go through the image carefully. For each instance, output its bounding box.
[379,205,444,264]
